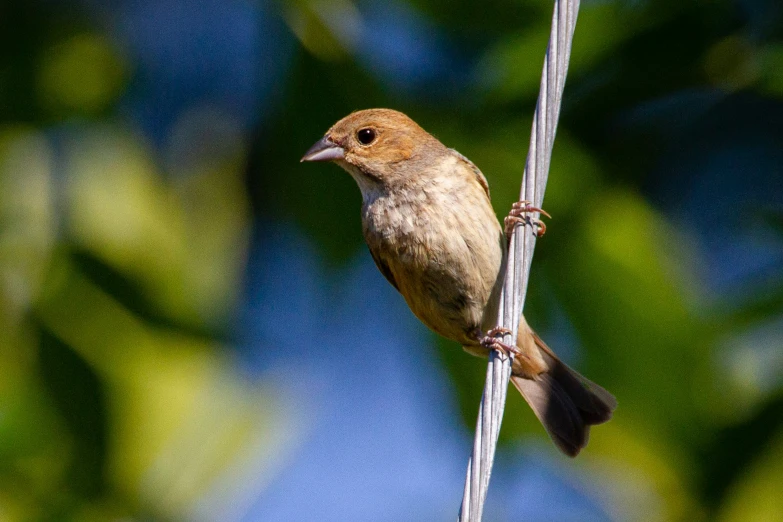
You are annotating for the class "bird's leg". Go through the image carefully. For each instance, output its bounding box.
[504,200,551,238]
[476,327,521,358]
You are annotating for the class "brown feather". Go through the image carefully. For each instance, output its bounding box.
[303,108,616,456]
[512,317,617,457]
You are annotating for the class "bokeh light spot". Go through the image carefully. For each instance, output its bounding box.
[37,33,127,115]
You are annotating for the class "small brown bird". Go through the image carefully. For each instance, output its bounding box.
[302,109,616,456]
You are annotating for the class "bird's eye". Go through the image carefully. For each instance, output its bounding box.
[357,128,376,145]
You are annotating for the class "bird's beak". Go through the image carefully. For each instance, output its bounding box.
[300,136,345,162]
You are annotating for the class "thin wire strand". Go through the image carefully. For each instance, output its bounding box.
[458,1,581,519]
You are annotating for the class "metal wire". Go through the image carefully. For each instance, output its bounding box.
[458,1,581,519]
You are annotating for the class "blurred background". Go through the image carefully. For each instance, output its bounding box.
[1,0,782,520]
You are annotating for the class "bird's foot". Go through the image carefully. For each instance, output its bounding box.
[477,327,521,359]
[504,200,551,238]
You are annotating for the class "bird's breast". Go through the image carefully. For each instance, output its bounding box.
[362,175,504,344]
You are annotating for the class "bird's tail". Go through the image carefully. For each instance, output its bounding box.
[510,323,617,457]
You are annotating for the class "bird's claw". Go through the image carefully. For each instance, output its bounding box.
[486,327,512,338]
[504,200,551,238]
[476,327,520,358]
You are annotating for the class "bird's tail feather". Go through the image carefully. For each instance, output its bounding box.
[511,330,616,457]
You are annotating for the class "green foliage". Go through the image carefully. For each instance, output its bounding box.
[1,0,782,520]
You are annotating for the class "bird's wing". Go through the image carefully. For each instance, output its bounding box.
[449,148,490,200]
[368,246,400,292]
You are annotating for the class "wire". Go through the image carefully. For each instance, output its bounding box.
[458,1,581,519]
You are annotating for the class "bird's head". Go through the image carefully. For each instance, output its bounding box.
[301,109,445,195]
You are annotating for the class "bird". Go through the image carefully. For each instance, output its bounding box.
[301,108,616,456]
